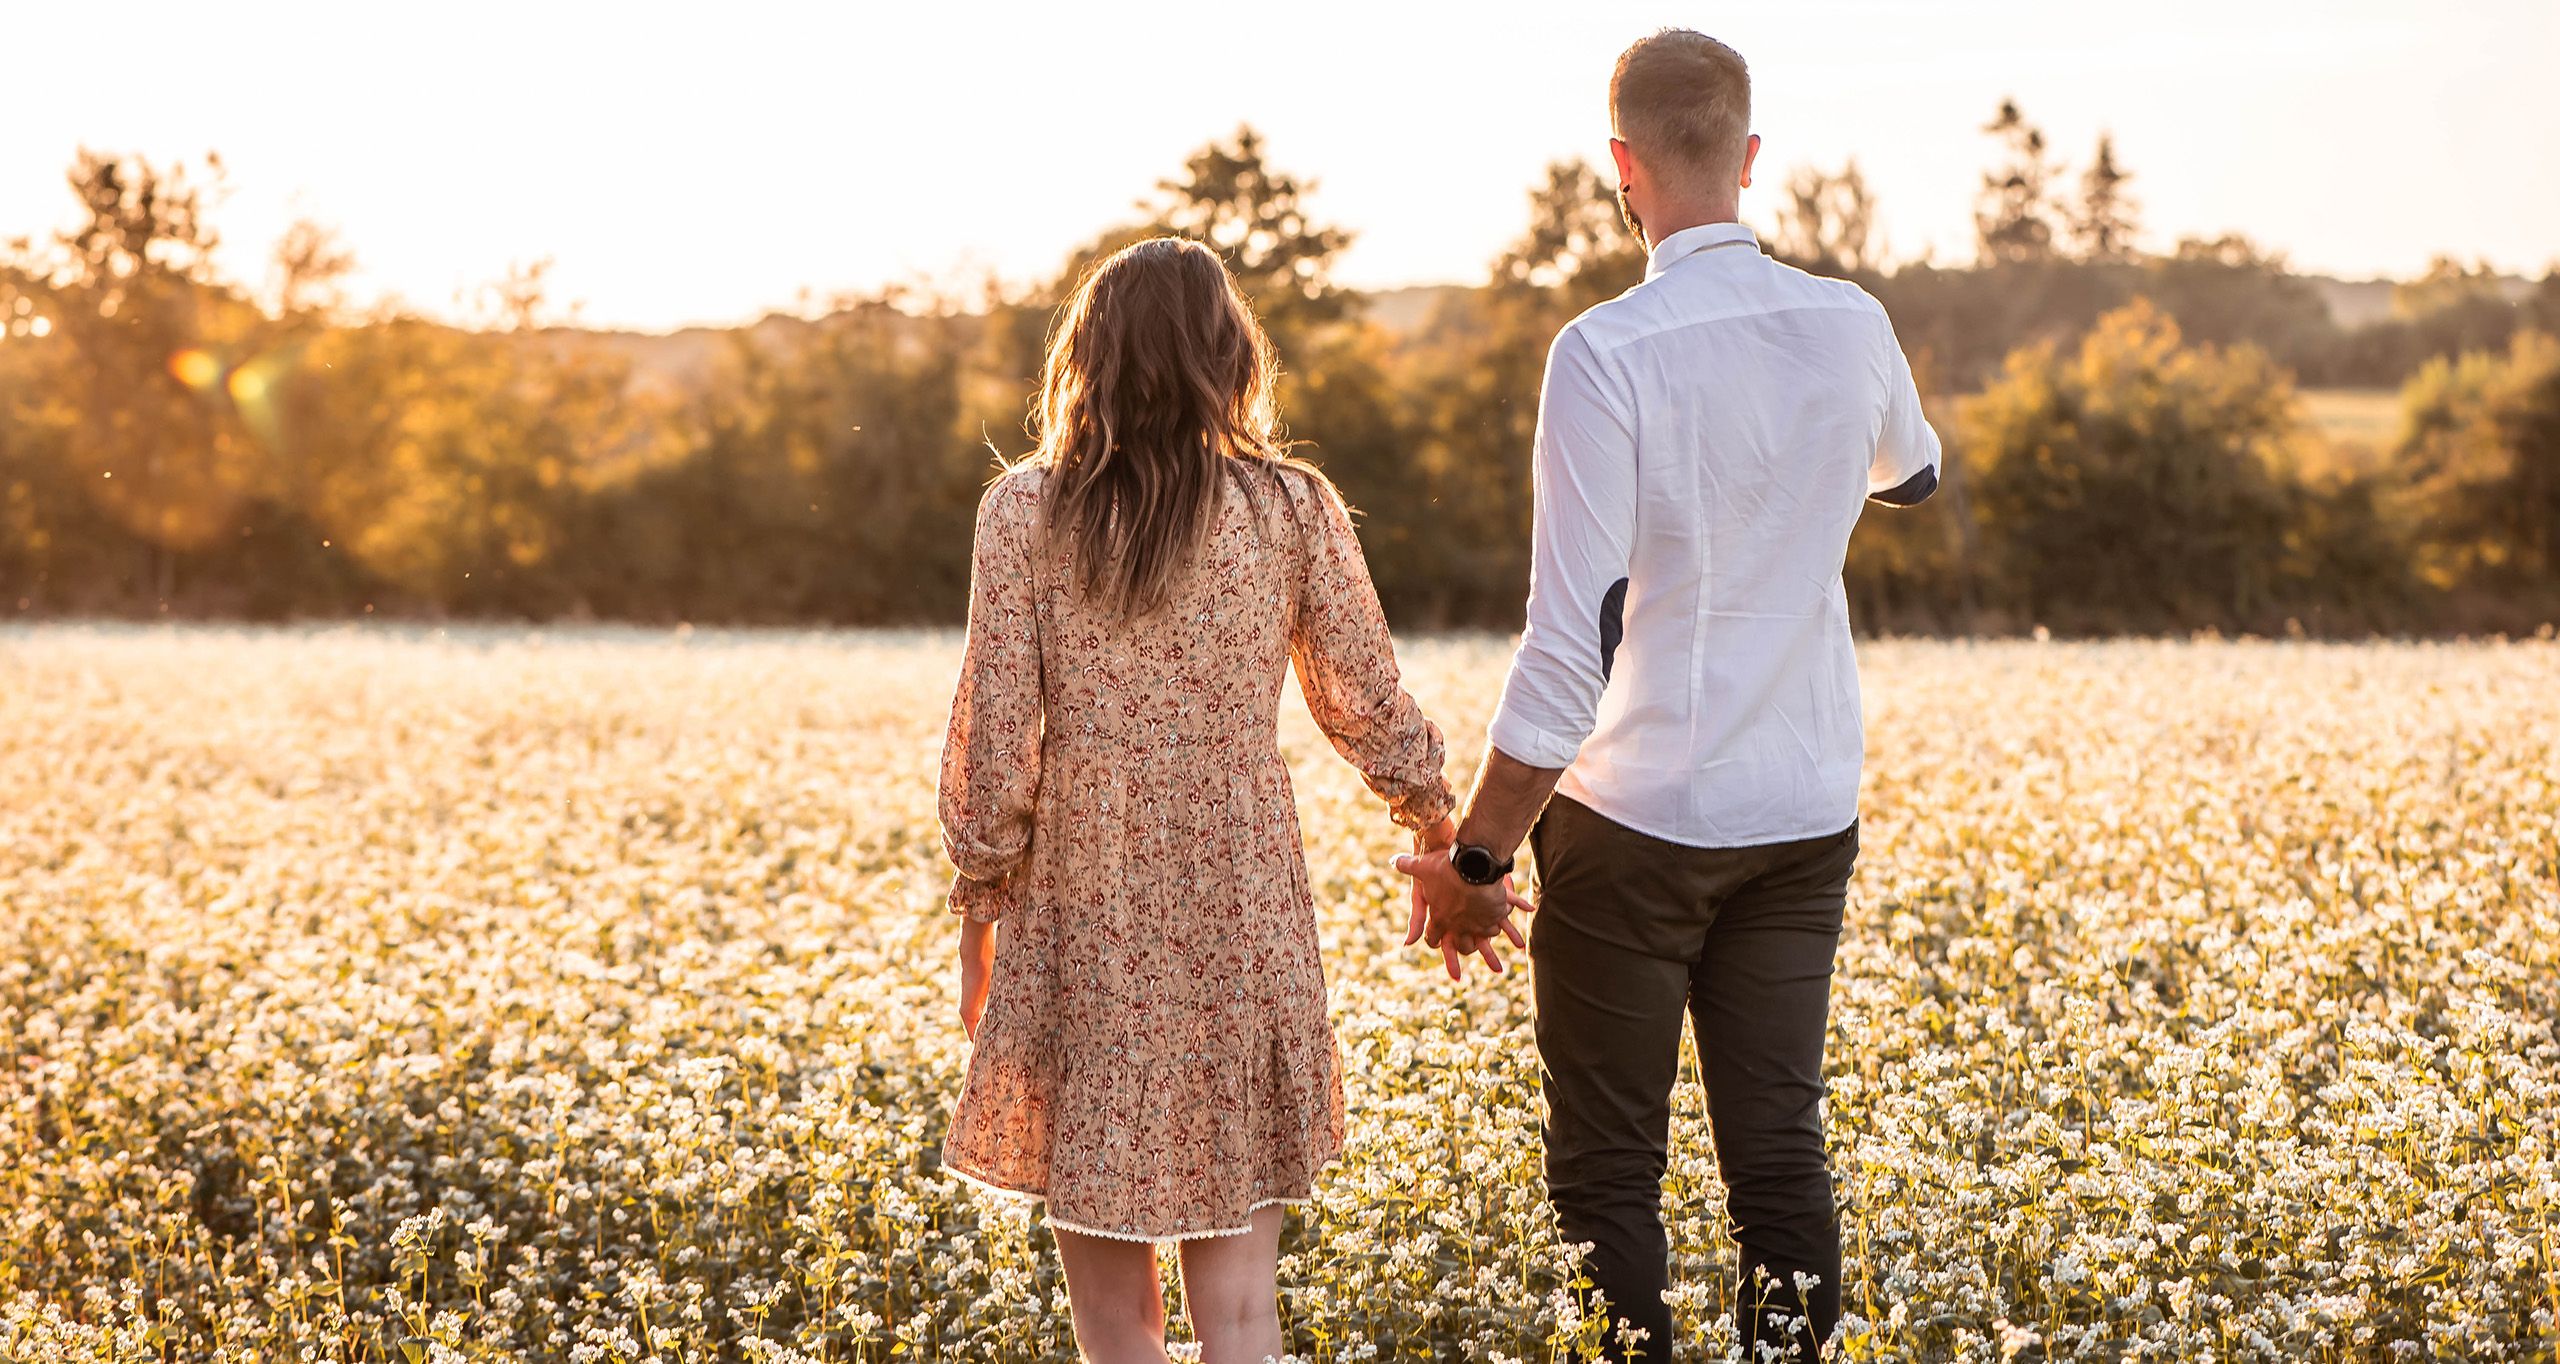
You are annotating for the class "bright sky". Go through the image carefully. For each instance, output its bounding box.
[5,0,2552,332]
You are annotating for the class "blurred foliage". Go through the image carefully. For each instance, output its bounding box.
[1,122,2554,634]
[1962,301,2408,632]
[2394,329,2560,598]
[1974,99,2062,265]
[1772,160,1883,279]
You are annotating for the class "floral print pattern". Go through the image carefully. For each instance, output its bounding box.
[937,460,1452,1240]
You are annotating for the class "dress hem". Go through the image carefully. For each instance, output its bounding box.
[941,1161,1311,1243]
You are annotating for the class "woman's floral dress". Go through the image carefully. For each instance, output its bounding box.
[936,459,1452,1242]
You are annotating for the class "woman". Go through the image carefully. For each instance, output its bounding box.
[935,236,1526,1363]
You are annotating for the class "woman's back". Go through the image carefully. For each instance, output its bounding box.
[944,455,1447,902]
[937,454,1451,1242]
[1011,460,1297,759]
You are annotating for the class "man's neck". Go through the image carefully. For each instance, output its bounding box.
[1643,201,1740,247]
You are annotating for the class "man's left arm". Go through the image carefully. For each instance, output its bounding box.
[1867,311,1942,507]
[1397,326,1636,948]
[1419,747,1566,949]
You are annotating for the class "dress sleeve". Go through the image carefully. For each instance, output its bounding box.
[938,475,1044,922]
[1285,472,1455,831]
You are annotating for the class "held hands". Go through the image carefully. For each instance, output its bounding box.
[1392,818,1535,981]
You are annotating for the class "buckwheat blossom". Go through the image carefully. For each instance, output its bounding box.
[0,627,2551,1361]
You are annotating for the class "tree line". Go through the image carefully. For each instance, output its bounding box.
[3,105,2555,634]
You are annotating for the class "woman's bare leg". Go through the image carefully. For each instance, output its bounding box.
[1054,1225,1172,1364]
[1175,1204,1287,1364]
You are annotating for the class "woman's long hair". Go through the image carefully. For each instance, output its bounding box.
[1028,236,1316,618]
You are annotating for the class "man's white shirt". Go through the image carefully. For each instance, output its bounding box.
[1484,221,1941,849]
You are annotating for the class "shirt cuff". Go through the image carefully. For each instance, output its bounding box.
[1869,465,1939,506]
[1486,705,1587,771]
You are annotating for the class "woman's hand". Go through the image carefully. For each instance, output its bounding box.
[959,918,997,1041]
[1406,815,1459,945]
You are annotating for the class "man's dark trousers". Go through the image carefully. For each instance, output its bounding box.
[1528,794,1857,1361]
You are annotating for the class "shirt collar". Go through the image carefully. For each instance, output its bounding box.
[1644,221,1761,280]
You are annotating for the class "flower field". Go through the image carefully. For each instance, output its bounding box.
[2,627,2554,1362]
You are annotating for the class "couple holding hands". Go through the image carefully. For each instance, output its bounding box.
[936,28,1940,1363]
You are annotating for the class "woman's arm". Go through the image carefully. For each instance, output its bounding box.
[939,474,1044,924]
[958,918,996,1039]
[1284,472,1455,834]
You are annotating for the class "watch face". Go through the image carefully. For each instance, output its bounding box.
[1452,845,1498,884]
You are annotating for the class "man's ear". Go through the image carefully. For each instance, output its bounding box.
[1738,133,1761,190]
[1608,136,1635,187]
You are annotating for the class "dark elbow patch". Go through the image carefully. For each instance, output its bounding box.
[1870,466,1938,507]
[1598,577,1629,682]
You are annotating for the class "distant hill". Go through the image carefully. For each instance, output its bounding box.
[2311,277,2402,330]
[1368,275,2546,338]
[536,270,2542,395]
[2306,273,2537,329]
[533,313,822,397]
[1361,284,1472,335]
[545,287,1481,395]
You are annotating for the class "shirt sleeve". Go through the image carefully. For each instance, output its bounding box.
[1868,310,1942,505]
[1485,325,1639,770]
[937,475,1044,922]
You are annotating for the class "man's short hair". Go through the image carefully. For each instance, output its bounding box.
[1609,30,1751,195]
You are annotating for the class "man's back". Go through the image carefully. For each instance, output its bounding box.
[1395,33,1945,1363]
[1486,220,1939,849]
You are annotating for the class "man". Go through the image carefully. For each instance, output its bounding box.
[1393,29,1940,1362]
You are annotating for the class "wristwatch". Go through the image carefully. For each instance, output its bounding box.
[1449,842,1514,886]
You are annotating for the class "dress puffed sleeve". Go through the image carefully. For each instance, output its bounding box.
[938,472,1045,922]
[1282,470,1455,831]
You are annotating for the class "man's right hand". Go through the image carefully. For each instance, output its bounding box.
[1393,847,1534,979]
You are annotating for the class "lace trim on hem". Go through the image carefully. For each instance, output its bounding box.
[940,1164,1305,1243]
